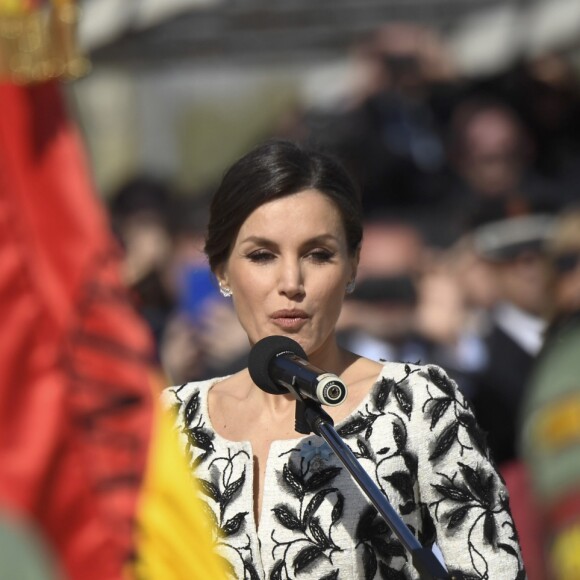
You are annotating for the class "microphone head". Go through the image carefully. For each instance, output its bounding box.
[248,335,307,395]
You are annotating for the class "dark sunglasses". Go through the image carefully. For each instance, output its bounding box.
[554,252,580,274]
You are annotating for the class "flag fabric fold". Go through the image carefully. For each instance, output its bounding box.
[0,80,223,579]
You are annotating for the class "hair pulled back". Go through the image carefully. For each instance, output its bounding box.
[204,140,363,272]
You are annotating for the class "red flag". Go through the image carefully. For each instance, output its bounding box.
[0,79,225,580]
[0,80,155,579]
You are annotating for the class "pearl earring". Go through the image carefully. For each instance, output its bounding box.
[219,285,232,298]
[346,280,356,295]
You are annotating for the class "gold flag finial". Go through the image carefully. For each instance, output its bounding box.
[0,0,90,84]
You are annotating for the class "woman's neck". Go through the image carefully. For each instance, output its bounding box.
[308,343,359,378]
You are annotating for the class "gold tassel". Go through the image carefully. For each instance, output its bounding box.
[0,0,90,84]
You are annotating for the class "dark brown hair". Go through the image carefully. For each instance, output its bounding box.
[204,139,363,272]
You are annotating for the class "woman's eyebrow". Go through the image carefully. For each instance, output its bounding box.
[239,233,339,246]
[304,233,339,244]
[238,235,277,247]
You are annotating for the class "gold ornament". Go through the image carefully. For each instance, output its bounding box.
[0,0,90,84]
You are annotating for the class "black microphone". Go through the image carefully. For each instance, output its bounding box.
[248,335,348,406]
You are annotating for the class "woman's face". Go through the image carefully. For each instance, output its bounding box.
[217,189,358,357]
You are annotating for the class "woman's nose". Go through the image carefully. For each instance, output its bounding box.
[278,260,305,298]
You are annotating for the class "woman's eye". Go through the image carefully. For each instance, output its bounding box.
[248,250,275,263]
[308,250,334,263]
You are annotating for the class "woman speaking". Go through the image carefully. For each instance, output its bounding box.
[164,140,525,579]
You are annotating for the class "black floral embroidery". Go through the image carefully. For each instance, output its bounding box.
[339,369,420,522]
[339,375,414,445]
[355,505,407,580]
[417,502,436,548]
[430,464,525,579]
[200,449,250,532]
[200,446,261,579]
[172,386,215,466]
[170,387,261,579]
[373,413,420,519]
[338,367,415,443]
[420,367,488,461]
[270,447,344,578]
[383,471,415,516]
[418,366,524,578]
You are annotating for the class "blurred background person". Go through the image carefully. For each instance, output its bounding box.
[291,23,461,246]
[108,175,176,350]
[414,239,492,399]
[520,206,580,580]
[108,176,250,385]
[508,55,580,200]
[445,98,563,243]
[469,212,553,468]
[162,191,250,384]
[337,215,428,363]
[337,214,490,399]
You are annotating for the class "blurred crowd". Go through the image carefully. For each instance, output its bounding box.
[107,23,580,579]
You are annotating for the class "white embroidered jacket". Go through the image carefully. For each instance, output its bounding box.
[164,362,526,580]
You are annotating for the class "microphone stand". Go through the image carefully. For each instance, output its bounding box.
[292,395,451,580]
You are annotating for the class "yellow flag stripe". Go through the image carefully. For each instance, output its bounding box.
[130,395,226,579]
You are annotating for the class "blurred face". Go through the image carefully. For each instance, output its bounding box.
[216,189,358,357]
[495,252,549,315]
[461,110,524,196]
[454,246,499,309]
[553,252,580,313]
